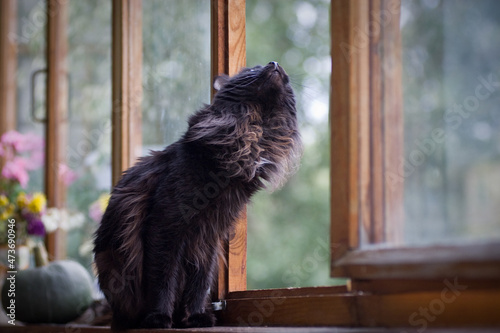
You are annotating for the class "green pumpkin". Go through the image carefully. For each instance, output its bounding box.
[2,260,94,324]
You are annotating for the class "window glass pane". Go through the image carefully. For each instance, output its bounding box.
[142,0,210,152]
[15,0,46,194]
[401,0,500,245]
[246,0,340,288]
[66,0,112,268]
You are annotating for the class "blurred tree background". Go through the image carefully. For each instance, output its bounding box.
[245,0,337,289]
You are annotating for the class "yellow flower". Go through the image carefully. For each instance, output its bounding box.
[0,211,8,220]
[98,194,111,212]
[27,192,47,213]
[17,192,28,209]
[0,203,15,220]
[0,195,9,207]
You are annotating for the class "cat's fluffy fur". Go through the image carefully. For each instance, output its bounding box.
[93,62,302,330]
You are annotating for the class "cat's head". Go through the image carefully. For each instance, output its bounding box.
[186,62,302,189]
[212,62,295,112]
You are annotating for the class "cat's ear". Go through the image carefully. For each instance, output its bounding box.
[213,74,229,91]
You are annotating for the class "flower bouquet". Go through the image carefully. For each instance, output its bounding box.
[0,131,83,268]
[0,130,47,245]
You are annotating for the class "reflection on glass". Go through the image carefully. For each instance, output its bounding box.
[66,0,112,267]
[402,0,500,245]
[246,0,337,288]
[142,0,210,152]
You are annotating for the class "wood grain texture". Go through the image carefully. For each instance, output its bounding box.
[357,0,372,247]
[211,0,247,300]
[0,0,17,135]
[331,0,405,276]
[360,0,404,245]
[330,0,369,265]
[332,242,500,279]
[211,0,228,91]
[351,278,500,294]
[219,294,355,327]
[368,0,385,244]
[228,209,248,293]
[219,288,500,327]
[212,0,229,300]
[227,0,246,75]
[380,0,404,244]
[356,290,500,328]
[226,0,246,295]
[111,0,143,186]
[45,0,69,260]
[227,285,349,299]
[45,0,68,209]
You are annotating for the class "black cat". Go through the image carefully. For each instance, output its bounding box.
[93,62,302,330]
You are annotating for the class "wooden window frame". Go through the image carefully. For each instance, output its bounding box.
[44,0,69,260]
[111,0,143,186]
[329,0,500,282]
[2,0,499,330]
[211,0,248,300]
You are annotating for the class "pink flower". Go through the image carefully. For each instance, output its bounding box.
[19,132,45,153]
[58,163,78,186]
[1,131,45,187]
[1,130,25,151]
[89,200,103,223]
[2,157,29,187]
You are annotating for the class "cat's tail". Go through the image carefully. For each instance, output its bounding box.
[94,180,153,330]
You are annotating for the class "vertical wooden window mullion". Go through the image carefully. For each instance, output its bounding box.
[330,0,369,267]
[366,0,404,245]
[331,0,404,277]
[0,0,17,137]
[380,0,403,244]
[211,0,247,300]
[45,0,69,260]
[369,0,386,244]
[111,0,142,186]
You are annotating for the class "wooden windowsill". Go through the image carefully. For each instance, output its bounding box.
[332,241,500,279]
[2,286,499,332]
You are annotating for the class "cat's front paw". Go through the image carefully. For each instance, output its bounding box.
[183,312,216,328]
[140,312,173,328]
